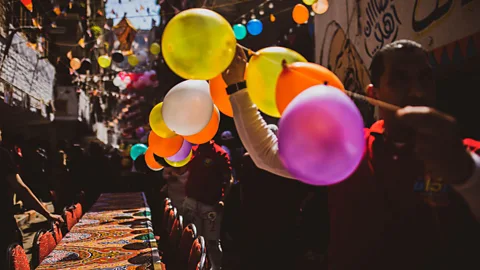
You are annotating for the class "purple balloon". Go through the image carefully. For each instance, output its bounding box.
[278,85,365,186]
[167,139,192,162]
[136,127,145,138]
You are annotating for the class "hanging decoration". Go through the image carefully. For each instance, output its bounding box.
[312,0,329,14]
[150,43,161,55]
[21,0,33,12]
[233,24,247,40]
[112,51,125,63]
[246,19,263,36]
[292,4,309,24]
[98,55,112,68]
[113,17,137,51]
[70,58,81,70]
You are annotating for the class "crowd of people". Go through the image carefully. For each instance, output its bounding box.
[2,39,480,270]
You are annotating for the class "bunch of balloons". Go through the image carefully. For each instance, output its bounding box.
[147,80,221,169]
[113,70,159,90]
[240,46,364,186]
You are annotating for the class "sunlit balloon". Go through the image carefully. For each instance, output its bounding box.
[184,106,220,144]
[130,144,147,160]
[98,55,111,68]
[246,47,307,117]
[246,19,263,36]
[162,80,214,136]
[303,0,317,6]
[278,85,364,186]
[148,131,184,157]
[276,62,344,115]
[149,102,176,138]
[161,8,236,80]
[166,139,192,162]
[128,54,139,66]
[312,0,329,14]
[145,147,163,171]
[150,42,161,55]
[70,58,81,70]
[292,4,309,24]
[233,24,247,40]
[165,150,192,167]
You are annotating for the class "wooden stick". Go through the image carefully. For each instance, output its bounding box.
[345,90,400,112]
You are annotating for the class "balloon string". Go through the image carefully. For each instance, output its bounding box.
[236,44,401,113]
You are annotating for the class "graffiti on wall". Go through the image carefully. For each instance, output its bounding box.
[320,22,375,125]
[412,0,454,33]
[363,0,402,58]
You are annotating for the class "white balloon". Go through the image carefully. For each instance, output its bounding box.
[137,51,148,63]
[113,76,122,86]
[162,80,213,136]
[123,76,132,84]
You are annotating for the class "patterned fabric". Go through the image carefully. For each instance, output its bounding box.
[37,193,164,270]
[38,231,56,262]
[10,244,30,270]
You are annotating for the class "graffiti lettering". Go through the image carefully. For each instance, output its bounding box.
[363,0,402,58]
[412,0,454,32]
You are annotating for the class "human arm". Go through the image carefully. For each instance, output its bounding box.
[8,173,64,223]
[223,45,294,179]
[397,106,480,221]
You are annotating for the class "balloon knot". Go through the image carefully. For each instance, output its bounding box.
[281,59,288,69]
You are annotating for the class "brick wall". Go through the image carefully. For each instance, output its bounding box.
[0,33,56,105]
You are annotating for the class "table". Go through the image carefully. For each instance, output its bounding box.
[37,192,164,270]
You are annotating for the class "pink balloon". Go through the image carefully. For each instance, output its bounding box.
[166,139,192,162]
[278,85,365,186]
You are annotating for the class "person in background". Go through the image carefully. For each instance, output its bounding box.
[220,130,244,185]
[224,40,480,269]
[183,140,231,270]
[0,128,64,269]
[235,124,308,270]
[161,164,189,214]
[50,150,74,214]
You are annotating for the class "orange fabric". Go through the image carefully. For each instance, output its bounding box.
[11,245,30,270]
[74,203,83,221]
[38,232,56,262]
[53,223,63,243]
[187,237,204,270]
[65,210,76,231]
[179,225,197,263]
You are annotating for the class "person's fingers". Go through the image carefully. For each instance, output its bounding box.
[396,106,456,136]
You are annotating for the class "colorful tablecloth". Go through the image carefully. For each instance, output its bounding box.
[37,192,164,270]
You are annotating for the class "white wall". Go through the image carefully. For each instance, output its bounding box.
[314,0,480,86]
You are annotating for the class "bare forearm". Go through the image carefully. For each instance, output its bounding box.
[13,176,51,218]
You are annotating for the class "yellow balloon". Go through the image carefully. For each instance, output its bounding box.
[303,0,317,5]
[246,47,307,117]
[150,42,161,55]
[162,8,236,80]
[149,102,176,138]
[128,55,139,66]
[98,55,111,68]
[165,150,192,167]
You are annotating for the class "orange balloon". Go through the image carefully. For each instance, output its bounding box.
[209,69,247,117]
[276,62,345,115]
[184,106,220,144]
[292,4,309,24]
[209,75,232,117]
[145,147,163,171]
[148,131,183,157]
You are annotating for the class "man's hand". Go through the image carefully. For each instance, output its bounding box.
[222,45,247,86]
[48,213,65,224]
[396,106,474,185]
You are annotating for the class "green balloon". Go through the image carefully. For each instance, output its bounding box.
[233,24,247,40]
